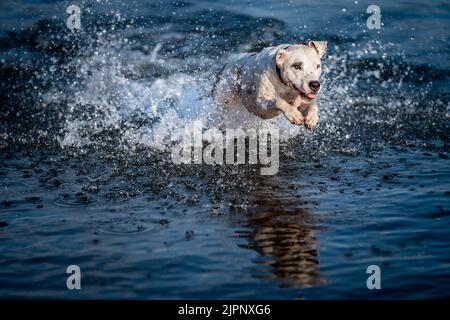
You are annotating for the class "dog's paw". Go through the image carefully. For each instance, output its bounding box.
[305,112,319,130]
[283,108,304,125]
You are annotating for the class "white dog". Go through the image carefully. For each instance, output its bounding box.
[212,41,327,129]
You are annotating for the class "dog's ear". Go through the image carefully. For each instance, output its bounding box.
[308,41,327,59]
[275,49,288,67]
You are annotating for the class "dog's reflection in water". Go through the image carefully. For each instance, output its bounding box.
[237,176,324,288]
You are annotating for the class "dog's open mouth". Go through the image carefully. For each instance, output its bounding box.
[293,85,317,101]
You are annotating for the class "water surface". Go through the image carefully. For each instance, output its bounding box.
[0,0,449,299]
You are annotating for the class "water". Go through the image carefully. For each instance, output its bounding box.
[0,0,449,299]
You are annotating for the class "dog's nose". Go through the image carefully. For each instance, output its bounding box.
[309,81,320,92]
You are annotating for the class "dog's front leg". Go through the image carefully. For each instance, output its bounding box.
[275,99,304,125]
[304,102,319,130]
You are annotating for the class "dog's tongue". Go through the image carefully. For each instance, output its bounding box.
[307,92,317,99]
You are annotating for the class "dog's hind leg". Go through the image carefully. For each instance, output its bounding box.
[212,64,241,110]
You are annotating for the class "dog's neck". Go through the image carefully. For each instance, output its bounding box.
[275,62,289,87]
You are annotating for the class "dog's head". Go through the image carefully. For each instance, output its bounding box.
[275,41,327,101]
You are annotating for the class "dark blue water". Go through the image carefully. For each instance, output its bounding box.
[0,0,449,299]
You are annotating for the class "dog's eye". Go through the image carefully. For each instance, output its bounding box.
[292,63,303,70]
[316,64,321,69]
